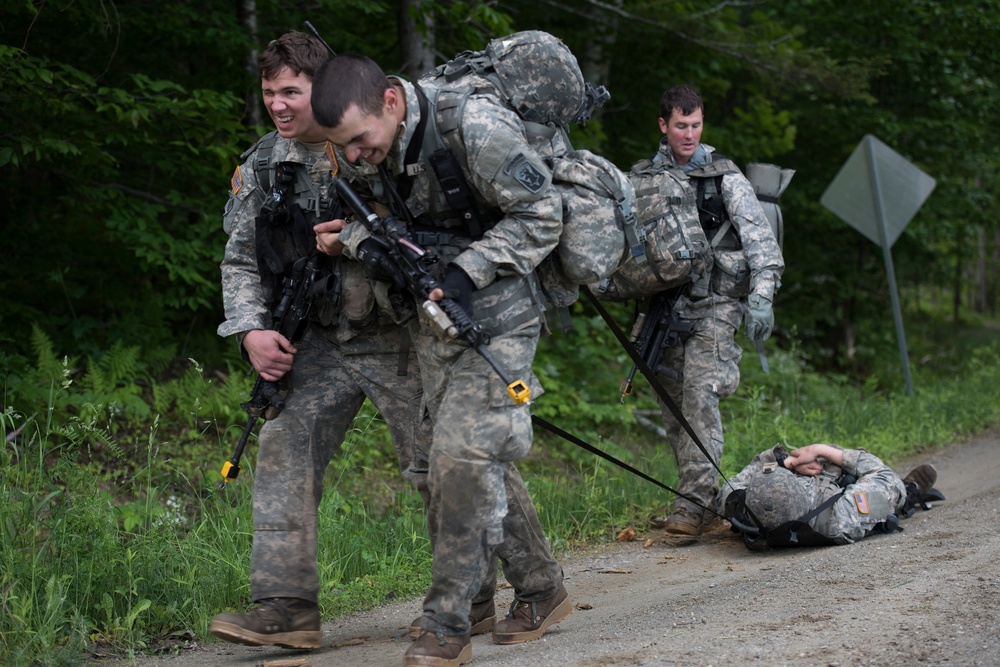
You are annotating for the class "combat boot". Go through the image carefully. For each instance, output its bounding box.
[492,583,572,644]
[408,598,496,639]
[654,506,703,536]
[404,630,471,667]
[209,597,321,649]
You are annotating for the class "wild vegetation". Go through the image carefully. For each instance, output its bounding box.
[2,1,999,665]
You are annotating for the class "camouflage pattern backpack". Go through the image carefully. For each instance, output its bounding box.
[590,157,712,301]
[417,31,645,307]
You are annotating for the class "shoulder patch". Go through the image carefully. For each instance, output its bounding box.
[505,153,545,193]
[231,165,244,195]
[853,491,870,514]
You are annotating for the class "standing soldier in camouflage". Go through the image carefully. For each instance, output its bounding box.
[210,31,431,650]
[646,85,785,537]
[311,53,572,667]
[719,443,942,549]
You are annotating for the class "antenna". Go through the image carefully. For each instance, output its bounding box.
[304,20,337,57]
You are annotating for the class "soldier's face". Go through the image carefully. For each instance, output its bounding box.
[261,67,325,143]
[659,107,703,167]
[323,88,402,166]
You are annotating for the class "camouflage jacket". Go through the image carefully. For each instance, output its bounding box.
[338,77,563,290]
[656,141,784,302]
[218,134,398,352]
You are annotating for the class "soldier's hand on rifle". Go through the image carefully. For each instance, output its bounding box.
[744,294,774,341]
[314,218,346,256]
[356,238,406,288]
[243,329,297,382]
[431,265,475,316]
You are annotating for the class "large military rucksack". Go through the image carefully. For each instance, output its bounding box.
[412,30,645,307]
[590,157,713,301]
[593,154,793,301]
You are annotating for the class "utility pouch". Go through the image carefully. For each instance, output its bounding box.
[710,248,750,298]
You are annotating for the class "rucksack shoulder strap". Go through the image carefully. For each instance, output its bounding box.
[242,130,281,195]
[686,154,740,180]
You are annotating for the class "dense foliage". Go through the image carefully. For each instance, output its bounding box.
[2,0,998,384]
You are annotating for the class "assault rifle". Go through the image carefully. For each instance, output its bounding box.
[219,177,342,484]
[333,177,531,405]
[619,291,691,402]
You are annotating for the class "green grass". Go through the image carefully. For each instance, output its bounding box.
[2,313,1000,665]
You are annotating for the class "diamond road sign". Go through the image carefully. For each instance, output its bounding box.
[820,134,936,248]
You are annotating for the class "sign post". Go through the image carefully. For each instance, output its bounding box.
[820,134,937,396]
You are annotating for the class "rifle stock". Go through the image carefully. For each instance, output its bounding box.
[620,291,689,402]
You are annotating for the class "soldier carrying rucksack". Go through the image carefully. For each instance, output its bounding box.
[602,84,786,539]
[311,44,575,667]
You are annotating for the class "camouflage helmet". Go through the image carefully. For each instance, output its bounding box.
[743,464,815,528]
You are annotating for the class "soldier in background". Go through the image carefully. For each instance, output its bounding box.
[210,31,430,650]
[646,84,785,538]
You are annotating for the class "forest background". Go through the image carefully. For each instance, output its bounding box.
[2,1,1000,665]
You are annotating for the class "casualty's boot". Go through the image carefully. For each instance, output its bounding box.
[492,583,573,644]
[408,598,496,639]
[658,506,704,536]
[901,464,942,517]
[404,630,472,667]
[209,597,321,649]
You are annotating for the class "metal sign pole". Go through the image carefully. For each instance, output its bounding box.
[865,135,914,395]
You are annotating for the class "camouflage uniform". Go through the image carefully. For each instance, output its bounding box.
[718,444,907,544]
[653,140,784,520]
[220,134,430,604]
[339,76,565,636]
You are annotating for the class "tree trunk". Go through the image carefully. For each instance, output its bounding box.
[238,0,264,130]
[579,0,622,119]
[399,0,436,80]
[952,243,962,324]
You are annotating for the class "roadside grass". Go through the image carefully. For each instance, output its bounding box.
[2,317,1000,665]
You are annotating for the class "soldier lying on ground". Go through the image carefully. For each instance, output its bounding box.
[718,443,944,550]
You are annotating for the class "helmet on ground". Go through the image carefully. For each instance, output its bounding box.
[743,465,814,528]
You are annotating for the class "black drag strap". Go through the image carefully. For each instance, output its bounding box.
[531,414,720,519]
[581,286,734,493]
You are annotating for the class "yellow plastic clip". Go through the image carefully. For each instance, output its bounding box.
[507,379,531,405]
[220,460,240,483]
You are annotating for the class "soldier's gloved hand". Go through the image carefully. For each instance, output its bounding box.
[744,294,774,341]
[356,239,403,286]
[440,264,475,317]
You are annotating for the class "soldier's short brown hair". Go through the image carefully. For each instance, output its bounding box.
[660,84,704,120]
[259,31,329,81]
[312,54,391,129]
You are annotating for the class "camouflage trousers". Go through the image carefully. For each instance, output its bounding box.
[413,277,562,636]
[657,295,745,515]
[250,325,430,603]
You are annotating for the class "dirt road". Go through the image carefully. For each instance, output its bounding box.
[113,430,1000,667]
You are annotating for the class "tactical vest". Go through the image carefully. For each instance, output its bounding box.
[686,152,743,251]
[245,132,340,324]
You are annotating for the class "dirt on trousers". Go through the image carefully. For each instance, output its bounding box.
[108,429,1000,667]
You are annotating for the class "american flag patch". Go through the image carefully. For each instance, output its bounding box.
[231,165,244,195]
[853,491,870,514]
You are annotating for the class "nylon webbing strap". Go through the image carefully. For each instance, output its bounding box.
[581,286,734,494]
[531,414,721,519]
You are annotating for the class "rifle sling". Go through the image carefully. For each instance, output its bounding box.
[582,286,734,494]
